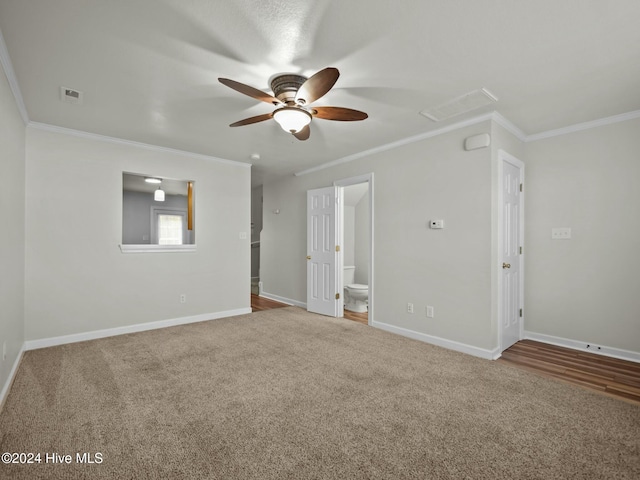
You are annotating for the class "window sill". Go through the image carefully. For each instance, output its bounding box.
[119,244,196,254]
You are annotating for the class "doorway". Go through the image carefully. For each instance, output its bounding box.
[335,174,374,325]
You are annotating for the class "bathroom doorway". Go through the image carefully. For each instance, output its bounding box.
[335,174,374,326]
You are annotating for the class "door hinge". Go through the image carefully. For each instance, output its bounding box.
[335,245,340,252]
[520,183,523,192]
[335,293,340,300]
[519,308,523,318]
[519,246,523,254]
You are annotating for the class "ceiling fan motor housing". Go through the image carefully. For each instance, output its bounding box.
[219,67,367,141]
[270,74,307,104]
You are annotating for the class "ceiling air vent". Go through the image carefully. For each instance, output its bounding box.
[420,88,497,122]
[60,86,83,105]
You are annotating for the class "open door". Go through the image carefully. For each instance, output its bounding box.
[307,186,342,317]
[499,151,524,352]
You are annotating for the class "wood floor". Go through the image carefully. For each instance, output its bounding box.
[499,339,640,405]
[251,294,368,324]
[250,296,639,404]
[343,309,368,325]
[250,294,289,312]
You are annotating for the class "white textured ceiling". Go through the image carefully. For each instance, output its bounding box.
[1,0,639,186]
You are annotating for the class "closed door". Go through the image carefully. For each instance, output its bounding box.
[307,186,341,317]
[500,157,523,351]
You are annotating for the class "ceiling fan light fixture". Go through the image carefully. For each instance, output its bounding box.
[273,107,312,134]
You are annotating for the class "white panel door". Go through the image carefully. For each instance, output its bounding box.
[500,158,523,351]
[307,187,340,316]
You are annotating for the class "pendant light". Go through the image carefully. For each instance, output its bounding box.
[154,183,165,202]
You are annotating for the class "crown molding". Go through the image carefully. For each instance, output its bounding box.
[524,109,640,142]
[295,112,497,177]
[491,111,527,141]
[27,122,250,168]
[295,107,640,178]
[0,26,29,124]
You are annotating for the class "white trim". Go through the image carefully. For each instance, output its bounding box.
[372,321,500,360]
[334,173,374,326]
[27,122,250,169]
[24,308,251,351]
[491,111,527,141]
[524,331,640,364]
[0,343,26,411]
[119,244,196,253]
[0,27,29,124]
[259,291,305,309]
[525,110,640,142]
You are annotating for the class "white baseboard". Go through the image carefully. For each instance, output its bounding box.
[0,343,25,412]
[372,321,500,360]
[260,291,306,309]
[524,331,640,364]
[24,308,252,351]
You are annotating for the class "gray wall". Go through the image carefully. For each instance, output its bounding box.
[343,206,355,267]
[251,185,263,243]
[251,185,263,278]
[24,127,250,341]
[261,121,499,351]
[354,191,370,285]
[0,58,26,395]
[524,118,640,353]
[261,115,640,357]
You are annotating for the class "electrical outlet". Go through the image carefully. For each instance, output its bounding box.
[180,294,186,304]
[426,306,434,318]
[407,303,414,314]
[551,227,571,239]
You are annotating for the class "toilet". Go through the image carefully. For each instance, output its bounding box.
[343,266,368,313]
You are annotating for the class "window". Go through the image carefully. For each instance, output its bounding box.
[152,208,188,245]
[157,213,185,245]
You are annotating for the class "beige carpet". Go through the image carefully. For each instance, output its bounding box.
[1,307,638,479]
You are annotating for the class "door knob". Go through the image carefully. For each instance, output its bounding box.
[306,255,311,260]
[502,262,511,269]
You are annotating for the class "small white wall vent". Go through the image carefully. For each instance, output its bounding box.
[60,86,83,105]
[464,133,491,151]
[420,88,497,122]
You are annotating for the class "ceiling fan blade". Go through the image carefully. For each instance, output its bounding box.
[312,106,368,121]
[293,124,311,141]
[218,78,281,105]
[295,67,339,105]
[229,113,273,127]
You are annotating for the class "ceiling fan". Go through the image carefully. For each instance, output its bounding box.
[218,67,368,141]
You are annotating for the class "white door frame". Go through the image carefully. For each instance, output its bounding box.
[497,150,524,352]
[334,173,374,325]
